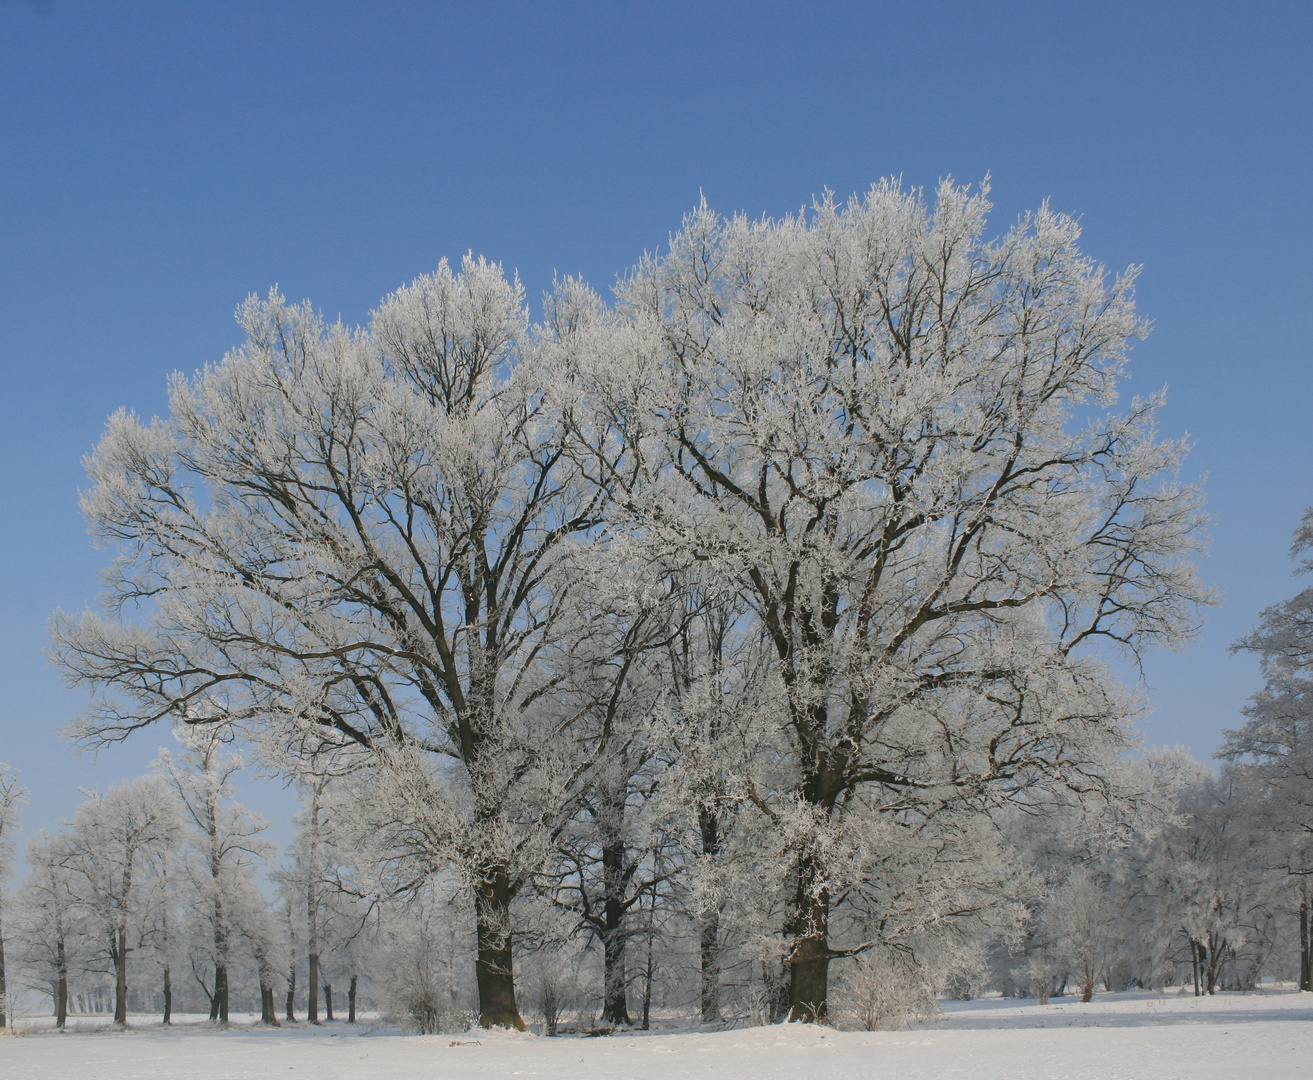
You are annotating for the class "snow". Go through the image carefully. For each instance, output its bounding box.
[4,990,1311,1080]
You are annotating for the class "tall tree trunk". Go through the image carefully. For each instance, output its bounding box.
[785,855,830,1023]
[599,783,632,1027]
[162,965,172,1025]
[1301,889,1311,992]
[307,794,321,1025]
[113,927,129,1026]
[641,885,656,1031]
[348,974,358,1023]
[308,951,320,1025]
[257,957,279,1026]
[700,912,721,1023]
[285,962,297,1023]
[474,870,525,1029]
[215,962,229,1023]
[323,981,333,1021]
[55,939,68,1030]
[261,985,278,1025]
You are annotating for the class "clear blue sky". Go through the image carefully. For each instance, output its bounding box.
[1,1,1310,848]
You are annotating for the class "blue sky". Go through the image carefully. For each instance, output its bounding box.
[1,1,1310,845]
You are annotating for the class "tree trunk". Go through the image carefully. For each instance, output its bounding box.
[698,807,721,1024]
[1301,890,1311,992]
[113,927,129,1026]
[641,895,655,1031]
[307,792,321,1025]
[785,855,830,1023]
[348,975,358,1023]
[258,959,279,1026]
[55,939,68,1030]
[323,981,333,1021]
[261,985,278,1025]
[308,951,320,1025]
[215,963,229,1023]
[162,965,172,1025]
[700,912,721,1023]
[285,963,296,1023]
[601,923,629,1026]
[598,780,632,1027]
[474,870,525,1029]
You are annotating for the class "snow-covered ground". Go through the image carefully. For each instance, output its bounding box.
[3,990,1311,1079]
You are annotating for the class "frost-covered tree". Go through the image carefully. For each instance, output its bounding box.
[155,726,273,1023]
[1224,506,1313,987]
[13,832,83,1028]
[52,257,605,1029]
[0,764,25,1029]
[540,552,684,1027]
[564,179,1211,1020]
[60,776,180,1025]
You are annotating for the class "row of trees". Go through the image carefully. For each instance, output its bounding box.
[2,733,1312,1033]
[40,178,1218,1027]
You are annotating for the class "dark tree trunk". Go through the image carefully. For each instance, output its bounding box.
[1301,890,1311,992]
[641,892,655,1031]
[285,963,297,1022]
[213,963,229,1023]
[257,957,279,1026]
[785,855,830,1023]
[162,965,172,1025]
[260,985,279,1025]
[348,975,358,1023]
[700,911,721,1023]
[55,939,68,1030]
[474,870,525,1029]
[308,952,320,1024]
[323,981,333,1021]
[601,924,629,1026]
[113,928,129,1026]
[599,781,632,1027]
[698,807,721,1023]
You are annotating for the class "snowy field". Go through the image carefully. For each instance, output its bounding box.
[3,990,1312,1080]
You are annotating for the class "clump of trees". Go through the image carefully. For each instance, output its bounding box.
[10,177,1267,1031]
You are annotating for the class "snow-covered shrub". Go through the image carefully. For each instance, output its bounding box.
[833,951,938,1031]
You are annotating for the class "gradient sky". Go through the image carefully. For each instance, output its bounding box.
[1,1,1310,851]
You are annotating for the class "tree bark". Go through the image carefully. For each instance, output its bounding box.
[258,957,279,1026]
[323,981,333,1021]
[785,855,830,1023]
[213,962,229,1023]
[1301,889,1311,992]
[308,951,320,1025]
[113,927,129,1026]
[55,939,68,1030]
[307,793,321,1025]
[285,963,296,1022]
[261,985,278,1025]
[348,974,358,1023]
[474,870,525,1029]
[162,965,172,1025]
[698,806,721,1024]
